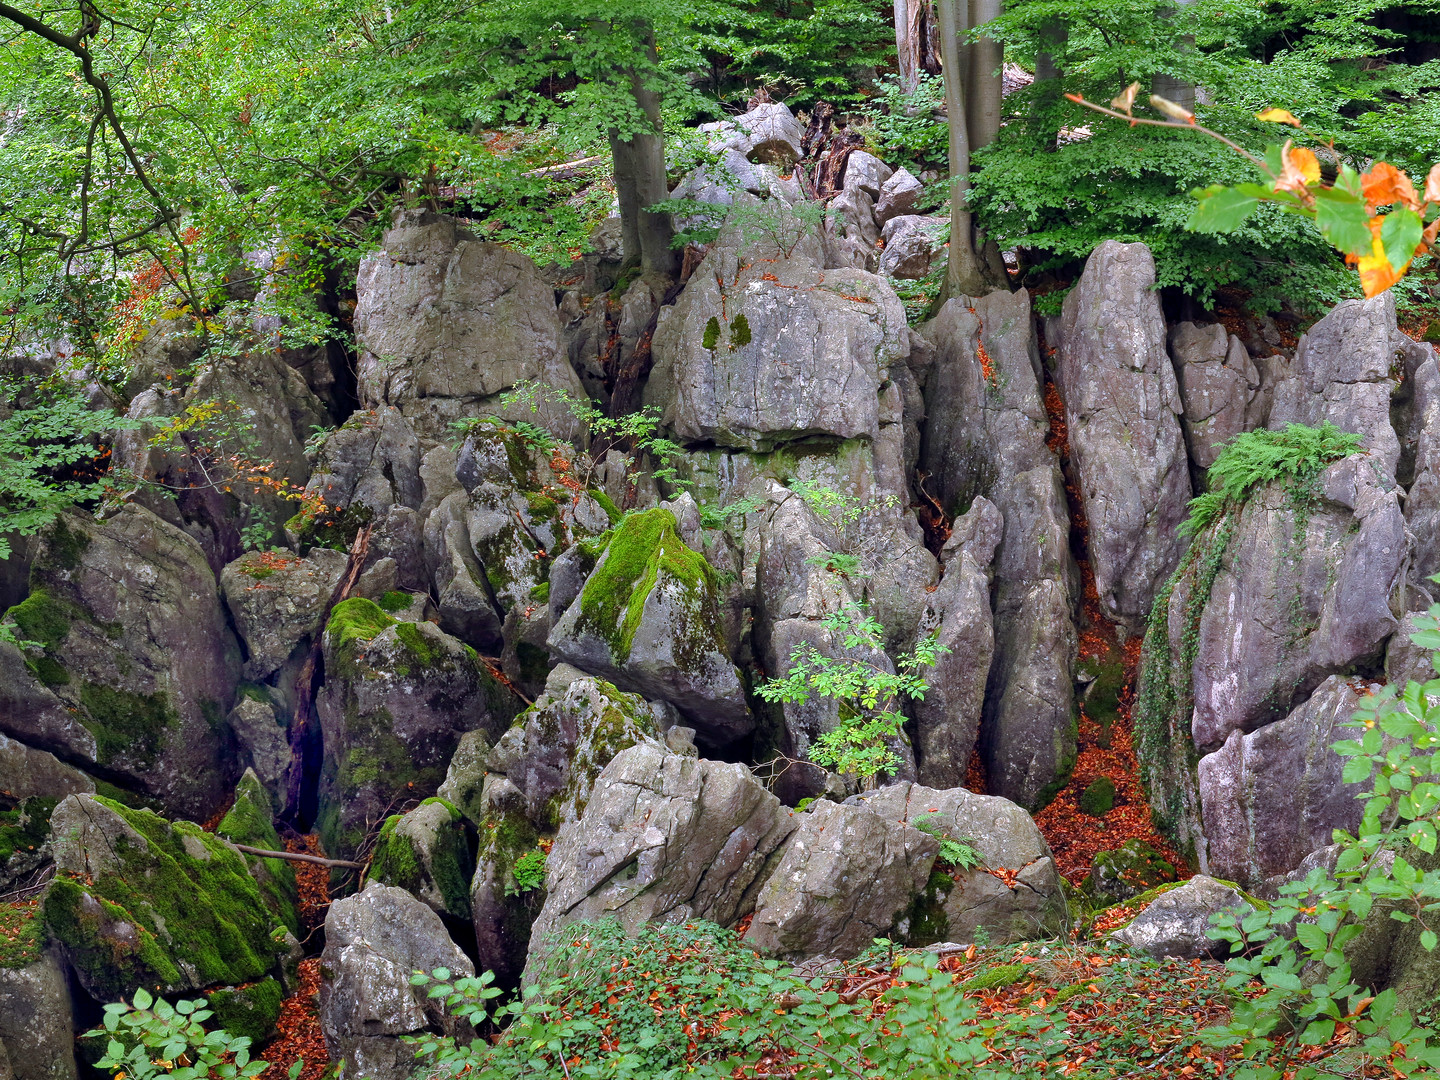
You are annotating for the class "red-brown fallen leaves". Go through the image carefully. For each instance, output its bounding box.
[286,833,331,935]
[257,958,326,1080]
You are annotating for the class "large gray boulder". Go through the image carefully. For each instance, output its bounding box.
[874,168,923,224]
[1268,291,1403,480]
[879,215,945,280]
[369,798,474,925]
[743,799,938,960]
[320,881,475,1080]
[0,506,241,818]
[850,781,1066,946]
[525,743,796,978]
[354,210,586,440]
[0,949,76,1080]
[1198,675,1371,888]
[547,508,751,746]
[1402,342,1440,582]
[220,547,346,681]
[1055,241,1191,629]
[1111,875,1256,959]
[917,290,1077,806]
[1169,321,1265,470]
[699,102,805,167]
[316,598,514,857]
[647,229,908,452]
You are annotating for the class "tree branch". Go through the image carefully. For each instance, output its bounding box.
[231,843,364,870]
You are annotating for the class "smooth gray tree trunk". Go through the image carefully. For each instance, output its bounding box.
[1152,1,1197,111]
[937,0,987,299]
[895,0,919,95]
[608,29,679,279]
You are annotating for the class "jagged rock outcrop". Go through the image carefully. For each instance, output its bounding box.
[1402,341,1440,583]
[850,781,1067,946]
[548,508,751,746]
[878,215,945,280]
[1198,675,1372,887]
[1055,241,1191,629]
[370,798,474,926]
[221,546,347,681]
[43,794,286,1000]
[320,881,475,1080]
[354,209,586,441]
[0,506,241,819]
[743,799,937,960]
[917,289,1076,806]
[316,598,515,857]
[874,168,923,223]
[525,742,796,980]
[1169,321,1265,470]
[0,948,76,1080]
[1111,876,1256,959]
[1269,292,1403,480]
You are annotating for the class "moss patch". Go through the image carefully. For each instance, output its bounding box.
[217,773,300,936]
[39,516,90,571]
[369,799,472,920]
[0,796,57,865]
[78,682,176,767]
[43,797,284,999]
[377,590,415,613]
[1079,777,1116,817]
[0,901,44,968]
[7,589,71,649]
[575,508,721,665]
[961,963,1027,991]
[395,621,444,671]
[207,976,283,1042]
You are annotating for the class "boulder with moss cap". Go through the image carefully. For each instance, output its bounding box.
[369,798,474,926]
[547,508,751,747]
[216,768,300,936]
[315,597,517,859]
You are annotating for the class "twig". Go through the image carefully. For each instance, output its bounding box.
[1064,93,1272,175]
[232,843,364,870]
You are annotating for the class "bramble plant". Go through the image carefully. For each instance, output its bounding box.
[1071,86,1440,298]
[83,988,299,1080]
[1197,604,1440,1079]
[756,603,948,787]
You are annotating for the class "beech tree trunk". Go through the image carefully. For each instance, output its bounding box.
[608,28,679,279]
[1152,1,1197,111]
[895,0,919,95]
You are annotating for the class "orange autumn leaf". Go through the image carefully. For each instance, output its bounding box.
[1256,107,1302,127]
[1425,163,1440,206]
[1275,142,1320,195]
[1352,219,1410,297]
[1361,161,1420,210]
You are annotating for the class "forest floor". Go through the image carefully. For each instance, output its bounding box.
[256,834,331,1080]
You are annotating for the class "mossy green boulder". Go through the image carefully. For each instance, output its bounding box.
[370,798,473,923]
[42,794,287,1001]
[1084,838,1178,905]
[547,508,751,747]
[217,769,300,936]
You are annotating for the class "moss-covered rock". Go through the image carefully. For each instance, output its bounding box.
[43,794,286,1001]
[1078,776,1116,817]
[547,509,751,746]
[207,976,283,1042]
[217,770,300,936]
[370,798,473,923]
[0,796,58,896]
[1083,839,1178,905]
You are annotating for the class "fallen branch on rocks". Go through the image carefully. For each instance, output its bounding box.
[232,843,365,870]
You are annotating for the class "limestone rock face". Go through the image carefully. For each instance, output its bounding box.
[44,794,285,1001]
[316,598,514,857]
[0,732,92,802]
[320,881,474,1080]
[1111,876,1256,959]
[369,798,474,925]
[842,150,893,197]
[850,781,1066,946]
[878,215,945,280]
[221,547,346,681]
[525,743,796,978]
[701,102,806,167]
[874,168,923,224]
[743,799,938,960]
[1169,321,1264,470]
[0,949,76,1080]
[1268,292,1403,480]
[1055,241,1191,628]
[917,290,1076,806]
[1402,342,1440,582]
[0,506,241,819]
[548,508,751,746]
[1198,676,1372,887]
[648,239,907,452]
[354,209,586,440]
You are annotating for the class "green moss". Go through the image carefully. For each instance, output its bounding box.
[78,682,176,767]
[702,316,721,351]
[207,977,283,1042]
[370,799,472,920]
[0,901,44,968]
[377,590,415,613]
[395,621,443,670]
[729,312,751,348]
[575,508,721,665]
[89,779,157,810]
[42,798,283,999]
[529,581,551,604]
[41,516,90,571]
[287,502,373,553]
[905,869,954,946]
[590,490,622,525]
[0,796,57,864]
[1080,659,1125,733]
[1079,777,1116,817]
[327,597,396,651]
[28,654,69,687]
[961,963,1027,991]
[7,589,71,649]
[218,773,299,936]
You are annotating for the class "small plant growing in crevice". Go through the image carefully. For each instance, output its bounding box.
[912,812,984,871]
[506,846,548,896]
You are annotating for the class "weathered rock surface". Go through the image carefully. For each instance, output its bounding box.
[370,798,474,925]
[0,949,76,1080]
[320,881,474,1080]
[701,103,806,166]
[1198,675,1372,887]
[548,508,751,746]
[1268,292,1403,480]
[526,743,796,978]
[1111,875,1256,959]
[316,598,514,857]
[0,507,241,818]
[744,799,937,960]
[0,732,92,802]
[1169,321,1264,470]
[1402,341,1440,582]
[850,781,1066,946]
[1055,241,1191,628]
[842,150,893,197]
[874,167,923,224]
[917,290,1076,806]
[354,209,586,440]
[44,794,285,1000]
[221,547,346,680]
[878,215,945,280]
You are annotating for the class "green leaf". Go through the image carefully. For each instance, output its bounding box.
[1381,208,1424,271]
[1422,929,1438,952]
[1188,185,1260,233]
[132,988,154,1011]
[1313,189,1374,257]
